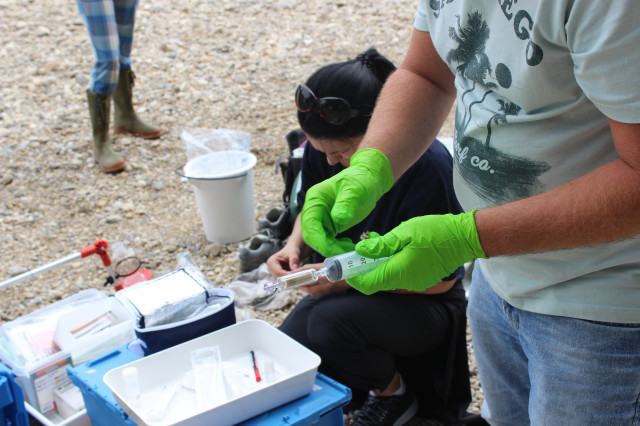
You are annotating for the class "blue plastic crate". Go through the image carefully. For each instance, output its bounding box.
[0,362,28,426]
[239,373,350,426]
[67,346,138,426]
[68,343,350,425]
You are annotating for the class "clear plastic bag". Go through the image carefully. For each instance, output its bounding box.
[180,128,252,162]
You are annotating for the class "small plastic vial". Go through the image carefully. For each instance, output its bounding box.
[122,366,141,402]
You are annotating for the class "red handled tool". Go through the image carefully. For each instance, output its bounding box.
[0,239,116,291]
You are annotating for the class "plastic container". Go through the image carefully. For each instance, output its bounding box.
[240,373,350,426]
[103,319,321,425]
[179,150,257,243]
[68,342,350,426]
[0,290,107,415]
[67,346,140,426]
[24,402,90,426]
[53,298,135,366]
[0,360,89,426]
[52,384,84,419]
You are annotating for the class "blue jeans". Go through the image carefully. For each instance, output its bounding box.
[468,264,640,425]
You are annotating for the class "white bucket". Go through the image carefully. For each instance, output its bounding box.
[181,151,257,243]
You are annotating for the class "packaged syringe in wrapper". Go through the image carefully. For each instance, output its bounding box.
[115,252,236,355]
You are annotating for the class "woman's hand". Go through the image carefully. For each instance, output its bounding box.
[266,243,302,277]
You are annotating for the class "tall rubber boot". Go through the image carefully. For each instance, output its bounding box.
[113,69,162,139]
[87,91,126,173]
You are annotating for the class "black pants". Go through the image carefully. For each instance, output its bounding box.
[279,285,463,393]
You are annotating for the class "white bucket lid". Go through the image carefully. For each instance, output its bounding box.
[183,151,257,180]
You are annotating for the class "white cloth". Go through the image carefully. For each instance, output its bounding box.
[226,263,296,311]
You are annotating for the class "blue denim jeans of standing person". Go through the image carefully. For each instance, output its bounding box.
[76,0,138,95]
[467,264,640,426]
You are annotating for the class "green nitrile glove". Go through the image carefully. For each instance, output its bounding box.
[301,148,394,257]
[347,212,487,294]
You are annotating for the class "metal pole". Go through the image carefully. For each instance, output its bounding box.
[0,252,82,291]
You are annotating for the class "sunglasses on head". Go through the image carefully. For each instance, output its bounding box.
[295,84,369,125]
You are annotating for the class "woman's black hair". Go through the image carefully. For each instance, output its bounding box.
[297,47,396,140]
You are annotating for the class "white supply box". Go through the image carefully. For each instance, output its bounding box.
[53,297,135,365]
[104,319,321,426]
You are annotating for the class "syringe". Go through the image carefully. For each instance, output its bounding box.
[263,251,390,294]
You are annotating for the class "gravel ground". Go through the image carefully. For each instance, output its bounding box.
[0,0,481,423]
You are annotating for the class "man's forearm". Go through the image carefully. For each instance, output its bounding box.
[360,30,456,181]
[475,158,640,257]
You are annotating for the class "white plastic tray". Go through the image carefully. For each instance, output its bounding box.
[103,319,321,426]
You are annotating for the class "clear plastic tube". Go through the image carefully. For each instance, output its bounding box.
[263,268,328,293]
[263,251,390,294]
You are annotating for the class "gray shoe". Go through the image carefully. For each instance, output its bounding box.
[238,233,283,272]
[257,206,292,239]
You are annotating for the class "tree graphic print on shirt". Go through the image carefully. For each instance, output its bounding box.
[444,10,550,205]
[428,0,454,18]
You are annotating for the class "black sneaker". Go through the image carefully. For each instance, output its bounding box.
[351,391,419,426]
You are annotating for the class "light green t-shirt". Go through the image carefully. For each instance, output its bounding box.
[415,0,640,322]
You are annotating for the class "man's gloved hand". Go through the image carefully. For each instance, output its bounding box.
[301,148,394,257]
[347,212,487,294]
